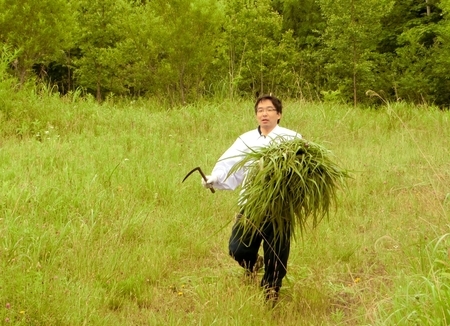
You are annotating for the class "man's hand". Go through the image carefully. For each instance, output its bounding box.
[201,175,218,189]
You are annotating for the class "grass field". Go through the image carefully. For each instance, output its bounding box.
[1,91,449,325]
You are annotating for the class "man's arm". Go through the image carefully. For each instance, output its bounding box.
[202,134,252,191]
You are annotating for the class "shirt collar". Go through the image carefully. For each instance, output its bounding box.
[257,125,280,137]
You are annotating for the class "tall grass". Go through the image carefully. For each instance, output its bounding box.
[0,85,449,324]
[230,136,349,242]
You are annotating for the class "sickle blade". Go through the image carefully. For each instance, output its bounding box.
[182,167,200,183]
[182,166,215,193]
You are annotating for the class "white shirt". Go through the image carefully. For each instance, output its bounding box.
[211,125,301,190]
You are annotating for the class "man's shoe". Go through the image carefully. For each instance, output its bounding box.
[265,287,280,306]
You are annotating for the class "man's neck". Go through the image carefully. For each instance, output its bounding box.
[259,125,277,137]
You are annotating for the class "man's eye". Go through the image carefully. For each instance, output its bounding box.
[257,108,276,113]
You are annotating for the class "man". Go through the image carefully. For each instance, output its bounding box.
[201,94,302,302]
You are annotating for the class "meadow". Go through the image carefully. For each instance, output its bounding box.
[0,91,449,325]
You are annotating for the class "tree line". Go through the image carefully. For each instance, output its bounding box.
[1,0,450,107]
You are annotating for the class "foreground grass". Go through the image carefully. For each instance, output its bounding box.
[0,93,449,325]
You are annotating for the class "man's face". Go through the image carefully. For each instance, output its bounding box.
[255,99,281,132]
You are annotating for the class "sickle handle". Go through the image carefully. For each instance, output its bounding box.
[182,166,215,193]
[198,169,215,193]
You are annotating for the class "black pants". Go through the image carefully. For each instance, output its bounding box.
[228,214,290,290]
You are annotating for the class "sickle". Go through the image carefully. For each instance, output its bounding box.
[182,166,215,193]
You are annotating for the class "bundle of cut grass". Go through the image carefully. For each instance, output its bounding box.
[228,136,349,241]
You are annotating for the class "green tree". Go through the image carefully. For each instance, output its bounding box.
[150,0,224,103]
[74,0,132,101]
[427,0,450,106]
[215,0,299,98]
[319,0,394,106]
[0,44,19,119]
[73,0,223,103]
[384,0,444,104]
[270,0,326,100]
[0,0,76,84]
[110,3,167,98]
[378,0,440,54]
[271,0,324,47]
